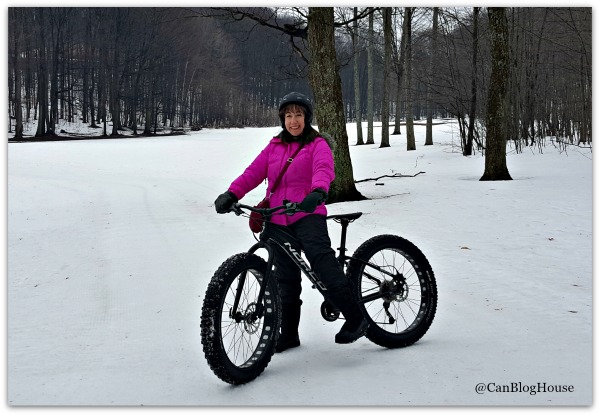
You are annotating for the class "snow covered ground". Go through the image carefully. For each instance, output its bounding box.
[5,121,593,410]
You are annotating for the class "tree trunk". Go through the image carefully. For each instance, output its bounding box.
[10,8,24,139]
[380,7,392,148]
[82,11,90,124]
[392,7,406,136]
[353,7,364,145]
[109,9,122,136]
[404,8,416,151]
[110,41,120,136]
[97,45,107,134]
[481,8,512,181]
[465,7,480,156]
[307,7,365,203]
[425,7,438,146]
[366,9,375,145]
[89,64,97,128]
[48,9,65,135]
[35,8,51,137]
[144,77,153,135]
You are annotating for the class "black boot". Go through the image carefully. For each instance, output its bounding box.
[329,287,369,344]
[275,300,302,353]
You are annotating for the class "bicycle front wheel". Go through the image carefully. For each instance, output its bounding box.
[347,235,437,348]
[201,253,280,384]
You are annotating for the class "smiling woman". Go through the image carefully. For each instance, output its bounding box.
[213,91,369,354]
[283,105,306,137]
[276,92,314,143]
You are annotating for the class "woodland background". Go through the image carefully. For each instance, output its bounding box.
[7,7,591,142]
[7,7,592,202]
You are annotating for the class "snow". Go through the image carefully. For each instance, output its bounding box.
[5,121,593,410]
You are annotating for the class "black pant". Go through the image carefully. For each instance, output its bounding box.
[264,215,348,305]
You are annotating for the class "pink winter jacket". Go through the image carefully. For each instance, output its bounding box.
[228,136,335,226]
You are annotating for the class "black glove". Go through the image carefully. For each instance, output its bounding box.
[298,189,327,213]
[214,191,238,214]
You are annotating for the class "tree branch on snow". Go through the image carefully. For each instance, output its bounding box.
[355,171,425,183]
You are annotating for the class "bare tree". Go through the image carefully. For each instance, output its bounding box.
[464,7,480,155]
[404,7,416,151]
[307,7,365,202]
[392,8,406,136]
[46,8,74,134]
[366,8,375,145]
[108,8,125,136]
[34,8,51,137]
[424,7,438,146]
[481,7,512,181]
[9,8,24,139]
[380,7,392,148]
[352,7,364,145]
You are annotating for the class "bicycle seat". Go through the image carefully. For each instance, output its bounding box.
[326,212,363,222]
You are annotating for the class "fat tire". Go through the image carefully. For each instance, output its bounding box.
[347,234,437,348]
[201,253,280,384]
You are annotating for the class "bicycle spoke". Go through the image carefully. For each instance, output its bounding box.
[216,269,266,366]
[202,252,281,384]
[358,247,428,335]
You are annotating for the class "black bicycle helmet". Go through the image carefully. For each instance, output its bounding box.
[278,92,313,125]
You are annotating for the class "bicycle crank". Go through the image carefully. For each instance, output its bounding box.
[320,300,340,322]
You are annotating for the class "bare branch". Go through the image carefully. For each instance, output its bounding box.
[355,172,426,183]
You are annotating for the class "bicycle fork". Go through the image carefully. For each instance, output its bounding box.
[231,237,332,323]
[228,241,275,323]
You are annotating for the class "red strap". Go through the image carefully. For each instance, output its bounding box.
[268,143,305,198]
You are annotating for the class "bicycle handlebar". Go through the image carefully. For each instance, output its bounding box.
[229,202,301,217]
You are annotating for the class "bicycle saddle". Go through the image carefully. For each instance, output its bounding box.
[326,212,363,222]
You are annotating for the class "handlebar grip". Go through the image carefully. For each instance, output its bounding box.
[229,203,243,215]
[284,202,299,215]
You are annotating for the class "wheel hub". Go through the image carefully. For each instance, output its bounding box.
[243,303,260,334]
[380,277,408,302]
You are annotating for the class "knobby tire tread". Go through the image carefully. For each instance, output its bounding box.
[201,253,280,385]
[347,234,437,349]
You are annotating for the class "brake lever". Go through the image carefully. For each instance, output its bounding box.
[229,203,243,216]
[284,202,300,216]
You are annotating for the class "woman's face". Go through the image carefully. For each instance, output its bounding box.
[284,106,305,137]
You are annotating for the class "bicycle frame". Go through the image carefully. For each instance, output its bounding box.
[233,224,327,320]
[328,214,408,305]
[229,211,403,321]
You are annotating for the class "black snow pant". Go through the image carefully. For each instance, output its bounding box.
[263,214,349,305]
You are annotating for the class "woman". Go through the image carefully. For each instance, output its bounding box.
[214,92,368,352]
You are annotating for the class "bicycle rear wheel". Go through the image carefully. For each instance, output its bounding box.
[201,253,280,384]
[347,235,437,348]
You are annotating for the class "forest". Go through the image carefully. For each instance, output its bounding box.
[7,7,591,153]
[8,7,592,143]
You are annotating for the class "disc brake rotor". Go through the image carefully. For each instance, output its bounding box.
[243,303,260,334]
[380,276,408,302]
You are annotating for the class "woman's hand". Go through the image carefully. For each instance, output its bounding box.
[214,191,238,213]
[298,189,327,213]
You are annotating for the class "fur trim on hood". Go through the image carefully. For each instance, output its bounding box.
[318,131,336,152]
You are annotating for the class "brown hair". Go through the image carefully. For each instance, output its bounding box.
[278,103,306,120]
